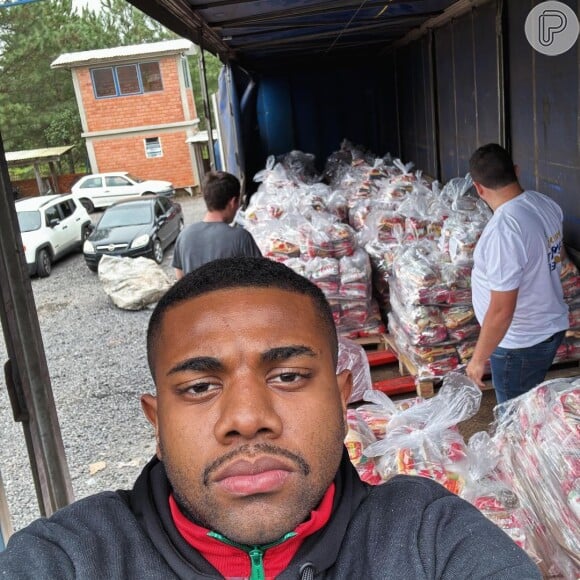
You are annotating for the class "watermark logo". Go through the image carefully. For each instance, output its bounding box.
[525,1,579,56]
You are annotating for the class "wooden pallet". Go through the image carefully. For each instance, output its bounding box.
[351,334,388,351]
[382,334,436,398]
[355,334,420,398]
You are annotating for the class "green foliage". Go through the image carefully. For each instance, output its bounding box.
[0,0,176,165]
[189,50,223,130]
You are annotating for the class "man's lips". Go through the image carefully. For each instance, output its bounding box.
[212,457,295,496]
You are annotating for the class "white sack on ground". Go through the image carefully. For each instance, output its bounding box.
[98,255,172,310]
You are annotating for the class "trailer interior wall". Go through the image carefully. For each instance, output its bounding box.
[507,0,580,252]
[244,2,580,251]
[246,58,400,186]
[396,35,438,178]
[433,0,504,180]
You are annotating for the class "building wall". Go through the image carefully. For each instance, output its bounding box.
[74,51,198,189]
[91,130,195,189]
[78,55,193,132]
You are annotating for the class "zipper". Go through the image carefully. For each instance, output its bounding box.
[208,530,296,579]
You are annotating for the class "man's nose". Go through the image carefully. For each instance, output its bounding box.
[214,372,283,443]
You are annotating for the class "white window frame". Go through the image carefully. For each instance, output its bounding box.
[144,137,163,158]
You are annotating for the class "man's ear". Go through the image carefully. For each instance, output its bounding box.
[473,181,484,196]
[337,369,353,409]
[141,394,162,459]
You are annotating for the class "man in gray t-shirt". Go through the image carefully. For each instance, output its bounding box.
[172,171,261,278]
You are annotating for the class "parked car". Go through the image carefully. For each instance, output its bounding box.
[16,194,93,277]
[71,172,175,212]
[83,195,184,272]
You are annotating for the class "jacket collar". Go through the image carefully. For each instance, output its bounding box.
[128,448,369,578]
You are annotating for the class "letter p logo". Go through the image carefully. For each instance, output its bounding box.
[540,10,567,46]
[526,1,579,56]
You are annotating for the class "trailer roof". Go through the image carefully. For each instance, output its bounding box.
[125,0,462,69]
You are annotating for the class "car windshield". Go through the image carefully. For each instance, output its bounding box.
[17,210,41,232]
[126,173,144,183]
[98,204,152,228]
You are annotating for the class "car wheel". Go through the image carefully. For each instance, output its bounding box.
[152,238,163,264]
[36,249,52,278]
[79,198,94,213]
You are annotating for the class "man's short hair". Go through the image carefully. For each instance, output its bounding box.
[469,143,518,189]
[147,257,339,376]
[202,171,240,211]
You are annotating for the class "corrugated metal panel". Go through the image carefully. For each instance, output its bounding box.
[5,146,74,164]
[508,0,580,251]
[434,1,503,181]
[125,0,459,69]
[51,39,194,69]
[396,35,438,176]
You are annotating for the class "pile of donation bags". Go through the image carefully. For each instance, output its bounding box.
[241,141,580,378]
[344,371,579,579]
[239,142,491,377]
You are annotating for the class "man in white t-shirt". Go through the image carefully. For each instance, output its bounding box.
[466,143,568,403]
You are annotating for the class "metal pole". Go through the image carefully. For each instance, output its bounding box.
[0,131,74,517]
[198,36,217,171]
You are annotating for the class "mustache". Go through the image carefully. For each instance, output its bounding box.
[203,443,310,485]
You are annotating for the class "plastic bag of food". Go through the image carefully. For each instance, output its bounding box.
[337,336,373,404]
[345,409,382,484]
[492,379,580,579]
[364,373,481,493]
[338,248,372,300]
[461,433,531,553]
[305,256,340,296]
[277,150,321,184]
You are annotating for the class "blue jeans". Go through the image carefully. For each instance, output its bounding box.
[490,331,566,404]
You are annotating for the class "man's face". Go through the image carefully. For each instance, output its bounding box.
[142,287,351,545]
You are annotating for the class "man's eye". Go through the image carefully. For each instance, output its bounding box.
[273,371,312,385]
[279,372,300,383]
[180,382,220,397]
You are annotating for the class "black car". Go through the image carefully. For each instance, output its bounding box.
[83,195,184,272]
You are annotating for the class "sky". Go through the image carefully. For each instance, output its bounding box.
[71,0,101,13]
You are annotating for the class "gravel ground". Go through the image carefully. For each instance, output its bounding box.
[0,194,206,532]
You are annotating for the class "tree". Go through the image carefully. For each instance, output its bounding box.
[0,0,174,167]
[189,49,223,130]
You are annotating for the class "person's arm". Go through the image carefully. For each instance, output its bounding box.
[467,289,518,388]
[175,268,184,280]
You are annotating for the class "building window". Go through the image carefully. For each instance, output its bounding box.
[91,61,163,98]
[181,57,191,88]
[144,137,163,158]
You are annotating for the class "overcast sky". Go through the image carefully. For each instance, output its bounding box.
[71,0,101,13]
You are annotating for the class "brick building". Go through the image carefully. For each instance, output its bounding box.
[51,39,200,193]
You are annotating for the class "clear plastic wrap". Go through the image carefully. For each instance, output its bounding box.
[363,373,481,493]
[491,379,580,579]
[299,213,357,259]
[337,336,373,404]
[461,433,531,553]
[345,409,382,484]
[388,292,448,346]
[388,313,459,378]
[277,150,321,184]
[338,248,372,300]
[249,216,306,260]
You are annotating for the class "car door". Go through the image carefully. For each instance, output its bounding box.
[104,175,138,205]
[44,204,70,258]
[154,198,173,247]
[76,176,104,206]
[57,199,84,248]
